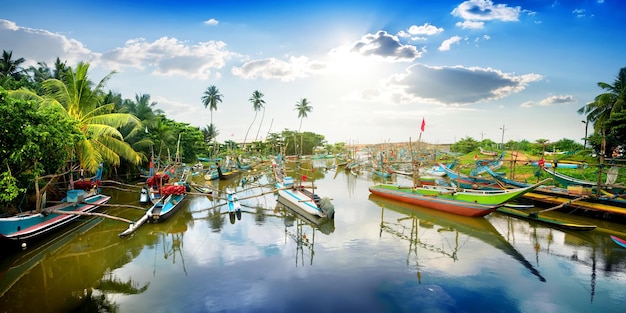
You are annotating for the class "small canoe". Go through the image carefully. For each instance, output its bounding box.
[503,203,534,210]
[496,207,597,231]
[610,235,626,248]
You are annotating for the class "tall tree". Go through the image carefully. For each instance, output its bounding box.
[201,85,223,154]
[243,90,265,147]
[294,98,312,133]
[253,91,267,141]
[294,98,312,155]
[201,85,223,133]
[9,62,142,173]
[578,67,626,154]
[0,50,25,80]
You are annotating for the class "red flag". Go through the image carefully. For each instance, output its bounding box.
[420,118,426,132]
[302,175,307,182]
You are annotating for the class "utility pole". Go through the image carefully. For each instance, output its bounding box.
[499,125,506,150]
[581,120,588,149]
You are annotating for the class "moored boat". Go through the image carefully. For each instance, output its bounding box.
[272,158,335,220]
[368,178,549,217]
[0,190,111,246]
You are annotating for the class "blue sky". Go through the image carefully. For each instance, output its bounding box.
[2,0,624,145]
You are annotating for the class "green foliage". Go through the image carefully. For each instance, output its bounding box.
[450,136,479,154]
[0,89,83,206]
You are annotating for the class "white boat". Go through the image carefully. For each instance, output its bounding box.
[272,159,334,220]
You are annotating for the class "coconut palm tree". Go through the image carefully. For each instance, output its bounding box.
[0,50,25,80]
[201,85,223,133]
[253,91,267,142]
[294,98,312,133]
[9,62,142,173]
[578,67,626,154]
[242,90,266,147]
[294,98,312,155]
[201,85,223,154]
[578,67,626,135]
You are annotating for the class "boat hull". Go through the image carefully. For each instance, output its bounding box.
[0,194,111,242]
[368,185,497,217]
[149,193,187,223]
[276,183,326,218]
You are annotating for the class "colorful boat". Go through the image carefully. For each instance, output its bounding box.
[610,235,626,248]
[0,190,111,245]
[273,159,335,220]
[439,163,502,189]
[368,179,549,217]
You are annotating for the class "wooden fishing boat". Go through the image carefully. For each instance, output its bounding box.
[439,163,501,189]
[496,207,597,231]
[0,190,111,244]
[470,152,505,176]
[273,159,335,220]
[119,184,188,238]
[368,179,549,217]
[479,147,498,156]
[610,235,626,248]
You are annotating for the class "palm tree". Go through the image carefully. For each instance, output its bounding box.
[294,98,312,133]
[0,50,25,80]
[578,67,626,155]
[202,124,219,143]
[254,92,267,142]
[578,67,626,135]
[242,90,266,147]
[201,85,223,133]
[294,98,312,155]
[201,85,223,154]
[9,62,142,173]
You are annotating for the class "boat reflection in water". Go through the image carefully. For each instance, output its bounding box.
[0,216,149,312]
[368,194,546,282]
[274,200,335,266]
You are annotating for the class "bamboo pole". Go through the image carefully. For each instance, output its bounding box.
[45,209,133,224]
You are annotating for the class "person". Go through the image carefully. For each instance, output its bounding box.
[216,162,223,179]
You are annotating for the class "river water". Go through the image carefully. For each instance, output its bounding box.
[1,159,625,312]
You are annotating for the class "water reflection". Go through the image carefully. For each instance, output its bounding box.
[369,194,546,282]
[275,201,335,266]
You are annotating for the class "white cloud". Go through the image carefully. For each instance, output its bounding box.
[406,23,444,36]
[0,19,98,67]
[348,31,422,62]
[452,0,521,22]
[99,37,237,79]
[455,20,485,29]
[231,56,326,81]
[439,36,463,51]
[203,18,219,26]
[539,95,576,106]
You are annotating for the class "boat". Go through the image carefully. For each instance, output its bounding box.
[496,207,597,231]
[368,179,549,217]
[119,183,189,238]
[226,190,242,223]
[272,158,335,220]
[479,147,498,156]
[0,189,111,245]
[529,159,586,169]
[204,168,220,181]
[610,235,626,248]
[439,163,502,189]
[470,152,504,176]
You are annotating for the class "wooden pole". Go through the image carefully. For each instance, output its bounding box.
[45,209,133,224]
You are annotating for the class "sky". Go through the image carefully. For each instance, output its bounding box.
[2,0,624,146]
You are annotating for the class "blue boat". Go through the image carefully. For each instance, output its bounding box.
[0,190,111,245]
